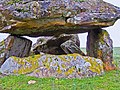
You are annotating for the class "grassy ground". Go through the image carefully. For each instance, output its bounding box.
[0,47,120,90]
[113,47,120,63]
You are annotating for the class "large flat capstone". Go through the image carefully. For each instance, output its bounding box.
[0,0,120,37]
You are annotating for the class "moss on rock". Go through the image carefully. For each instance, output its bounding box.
[87,29,115,71]
[1,53,104,78]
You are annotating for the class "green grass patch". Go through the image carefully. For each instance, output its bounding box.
[113,47,120,61]
[0,70,120,90]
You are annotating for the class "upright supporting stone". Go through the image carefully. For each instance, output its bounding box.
[0,35,32,66]
[87,29,115,71]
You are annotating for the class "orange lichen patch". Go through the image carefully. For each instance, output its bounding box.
[104,61,116,71]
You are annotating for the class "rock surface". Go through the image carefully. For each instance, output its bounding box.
[0,0,120,36]
[87,29,115,70]
[0,53,104,78]
[33,34,85,55]
[0,35,32,66]
[0,40,5,66]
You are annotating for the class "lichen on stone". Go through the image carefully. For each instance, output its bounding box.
[0,53,104,78]
[87,29,115,71]
[12,55,40,74]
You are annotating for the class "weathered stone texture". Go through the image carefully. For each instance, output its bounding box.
[0,53,104,78]
[87,29,115,70]
[0,35,32,66]
[0,40,5,66]
[60,40,84,55]
[0,0,120,36]
[0,0,119,76]
[33,34,85,55]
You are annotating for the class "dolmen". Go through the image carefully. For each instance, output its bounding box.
[0,0,120,78]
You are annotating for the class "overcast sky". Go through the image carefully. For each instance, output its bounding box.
[0,0,120,47]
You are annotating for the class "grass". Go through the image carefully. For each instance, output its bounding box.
[0,71,120,90]
[113,47,120,62]
[0,47,120,90]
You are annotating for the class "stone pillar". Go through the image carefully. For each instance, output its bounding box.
[86,29,115,71]
[0,35,32,66]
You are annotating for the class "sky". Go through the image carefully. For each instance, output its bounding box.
[0,0,120,47]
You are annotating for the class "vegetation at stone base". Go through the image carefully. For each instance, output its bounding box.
[81,47,120,64]
[0,47,120,90]
[113,47,120,63]
[0,70,120,90]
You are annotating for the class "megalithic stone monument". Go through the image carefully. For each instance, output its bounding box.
[0,0,120,76]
